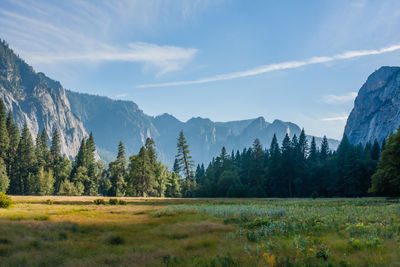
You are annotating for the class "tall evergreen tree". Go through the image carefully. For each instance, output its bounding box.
[109,141,127,196]
[370,130,400,196]
[50,128,61,163]
[0,100,9,160]
[320,136,330,161]
[14,124,37,194]
[127,147,154,197]
[308,137,317,163]
[176,131,195,180]
[0,158,9,193]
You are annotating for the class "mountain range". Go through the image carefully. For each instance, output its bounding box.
[0,40,340,166]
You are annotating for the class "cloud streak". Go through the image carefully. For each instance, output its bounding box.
[320,116,348,121]
[137,43,400,88]
[26,42,198,74]
[322,92,358,104]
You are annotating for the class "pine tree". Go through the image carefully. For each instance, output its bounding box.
[320,136,330,161]
[308,137,317,162]
[127,147,154,197]
[173,158,181,175]
[50,128,61,163]
[281,133,293,197]
[0,100,9,160]
[370,130,400,196]
[154,162,168,197]
[249,138,265,196]
[0,158,9,193]
[370,139,381,161]
[298,129,308,158]
[145,138,156,165]
[109,141,127,196]
[40,130,50,168]
[165,172,181,197]
[84,133,98,195]
[14,124,37,194]
[5,112,20,183]
[176,131,195,180]
[53,157,71,194]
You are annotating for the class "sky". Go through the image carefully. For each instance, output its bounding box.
[1,0,400,140]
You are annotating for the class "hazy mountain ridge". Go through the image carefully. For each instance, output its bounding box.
[345,66,400,145]
[0,40,339,166]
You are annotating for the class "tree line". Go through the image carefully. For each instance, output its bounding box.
[192,129,385,197]
[0,96,398,197]
[0,100,187,197]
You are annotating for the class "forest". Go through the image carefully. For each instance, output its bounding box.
[0,99,397,198]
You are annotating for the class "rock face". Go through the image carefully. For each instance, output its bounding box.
[0,40,88,158]
[345,66,400,145]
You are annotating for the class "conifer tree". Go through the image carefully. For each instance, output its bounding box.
[249,138,265,196]
[165,172,181,197]
[298,129,308,158]
[0,158,9,193]
[127,147,154,196]
[176,131,195,197]
[84,133,98,195]
[50,128,61,163]
[370,130,400,196]
[176,131,195,180]
[281,133,293,197]
[370,139,381,161]
[5,113,19,178]
[320,136,330,161]
[14,124,37,194]
[0,100,9,160]
[154,162,168,197]
[308,137,317,162]
[109,141,127,196]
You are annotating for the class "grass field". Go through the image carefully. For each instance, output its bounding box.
[0,197,399,266]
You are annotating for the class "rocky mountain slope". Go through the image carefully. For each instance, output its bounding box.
[345,66,400,145]
[0,40,339,165]
[0,40,87,158]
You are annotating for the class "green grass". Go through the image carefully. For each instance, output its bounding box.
[0,196,399,266]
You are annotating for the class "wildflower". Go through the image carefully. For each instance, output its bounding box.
[264,252,275,267]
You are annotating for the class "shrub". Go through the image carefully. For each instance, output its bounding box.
[107,234,125,245]
[45,199,53,205]
[118,199,127,205]
[94,199,106,205]
[0,192,12,208]
[311,191,318,199]
[315,244,330,261]
[109,199,118,205]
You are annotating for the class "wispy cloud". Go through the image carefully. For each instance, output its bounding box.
[26,42,197,74]
[320,116,348,121]
[0,0,206,74]
[137,43,400,88]
[322,92,358,104]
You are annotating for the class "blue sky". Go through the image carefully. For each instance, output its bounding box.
[1,0,400,140]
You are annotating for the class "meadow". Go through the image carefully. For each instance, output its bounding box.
[0,197,399,266]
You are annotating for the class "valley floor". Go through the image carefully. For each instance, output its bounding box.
[0,197,399,266]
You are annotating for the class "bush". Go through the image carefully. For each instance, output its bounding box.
[45,199,53,205]
[0,192,12,208]
[118,199,127,205]
[107,234,125,245]
[109,199,118,205]
[311,191,318,199]
[94,199,106,205]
